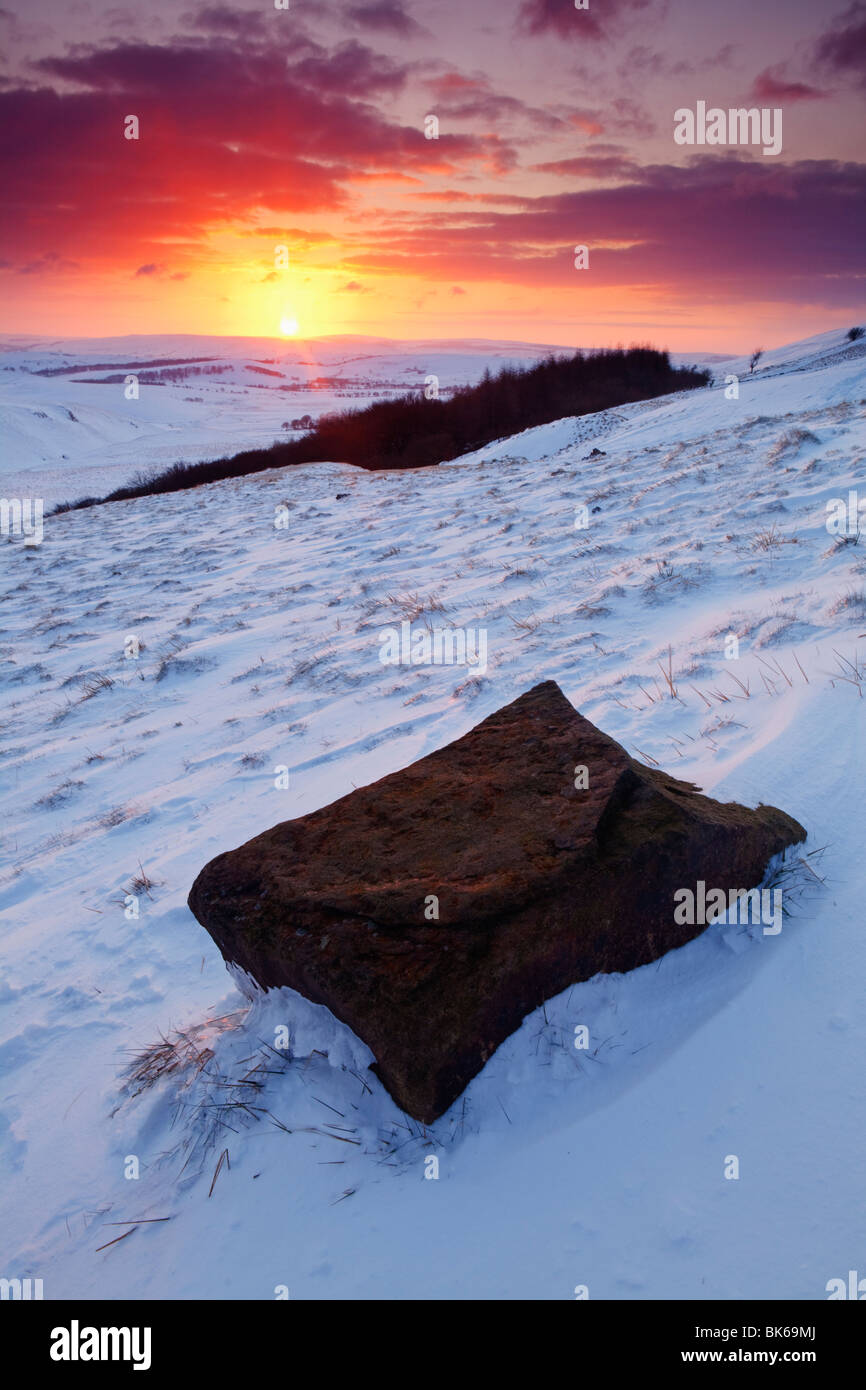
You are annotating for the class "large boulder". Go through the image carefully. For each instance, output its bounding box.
[188,681,805,1122]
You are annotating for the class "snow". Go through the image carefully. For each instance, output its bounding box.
[0,325,864,1299]
[0,335,570,505]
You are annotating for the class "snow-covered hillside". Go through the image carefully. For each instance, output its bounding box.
[0,334,575,505]
[0,327,864,1299]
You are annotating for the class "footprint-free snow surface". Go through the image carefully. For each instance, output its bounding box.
[1,327,864,1299]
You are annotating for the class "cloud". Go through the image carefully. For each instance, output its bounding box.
[345,2,427,37]
[190,6,268,37]
[815,2,866,89]
[618,41,737,81]
[0,37,503,264]
[531,155,639,179]
[39,37,407,100]
[5,16,862,331]
[249,227,340,246]
[290,40,410,97]
[425,71,565,131]
[566,110,605,137]
[409,189,529,205]
[343,156,866,310]
[516,0,652,42]
[136,262,191,279]
[17,251,79,275]
[750,67,828,102]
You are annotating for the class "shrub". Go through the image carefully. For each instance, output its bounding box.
[51,347,710,512]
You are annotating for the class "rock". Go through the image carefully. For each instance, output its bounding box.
[586,447,606,458]
[187,681,806,1123]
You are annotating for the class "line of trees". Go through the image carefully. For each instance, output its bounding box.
[73,365,231,385]
[33,357,218,377]
[53,347,710,511]
[295,348,709,471]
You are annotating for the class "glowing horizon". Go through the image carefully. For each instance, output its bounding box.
[1,0,863,353]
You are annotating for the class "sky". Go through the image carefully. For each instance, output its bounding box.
[0,0,864,350]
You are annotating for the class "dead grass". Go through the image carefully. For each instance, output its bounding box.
[751,523,792,552]
[35,778,85,809]
[384,591,448,622]
[825,648,865,696]
[128,861,161,898]
[120,1014,245,1098]
[829,587,866,621]
[757,845,829,920]
[825,532,860,556]
[453,674,488,699]
[700,714,746,739]
[508,610,543,635]
[656,645,681,700]
[768,427,819,464]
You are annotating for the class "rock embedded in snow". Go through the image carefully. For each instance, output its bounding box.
[187,681,806,1123]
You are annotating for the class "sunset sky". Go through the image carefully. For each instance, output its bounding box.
[1,0,864,349]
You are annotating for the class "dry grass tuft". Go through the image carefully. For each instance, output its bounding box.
[121,1013,245,1098]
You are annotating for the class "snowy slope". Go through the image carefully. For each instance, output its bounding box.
[0,326,864,1300]
[0,336,572,504]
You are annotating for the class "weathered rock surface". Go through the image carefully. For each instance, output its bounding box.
[188,681,806,1122]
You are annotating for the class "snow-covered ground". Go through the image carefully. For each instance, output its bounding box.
[0,326,864,1299]
[0,334,578,505]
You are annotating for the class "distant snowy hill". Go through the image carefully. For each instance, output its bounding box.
[0,333,729,504]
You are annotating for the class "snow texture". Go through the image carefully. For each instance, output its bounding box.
[0,326,864,1298]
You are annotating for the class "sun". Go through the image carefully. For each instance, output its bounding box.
[280,316,299,337]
